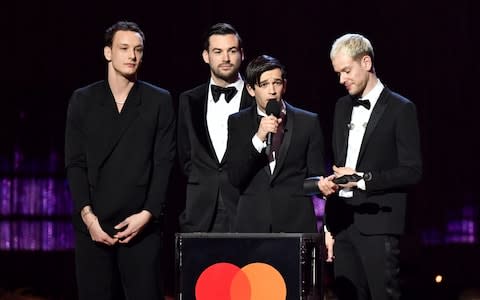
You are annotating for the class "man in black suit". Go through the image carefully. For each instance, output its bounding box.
[227,55,335,233]
[65,21,175,300]
[177,23,254,232]
[324,33,422,300]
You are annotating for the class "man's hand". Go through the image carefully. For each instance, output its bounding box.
[113,210,153,244]
[317,175,338,196]
[81,206,117,246]
[325,229,335,262]
[333,165,358,189]
[256,115,282,142]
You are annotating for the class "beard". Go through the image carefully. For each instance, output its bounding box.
[211,64,240,83]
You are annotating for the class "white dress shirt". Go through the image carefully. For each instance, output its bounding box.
[206,77,244,162]
[340,79,384,198]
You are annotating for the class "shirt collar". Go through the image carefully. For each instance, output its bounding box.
[209,75,244,91]
[360,79,384,109]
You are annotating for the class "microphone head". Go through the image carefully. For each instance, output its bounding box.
[265,100,281,117]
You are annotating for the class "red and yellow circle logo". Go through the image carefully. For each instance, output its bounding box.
[195,262,287,300]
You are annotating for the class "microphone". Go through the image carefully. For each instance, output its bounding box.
[265,100,281,147]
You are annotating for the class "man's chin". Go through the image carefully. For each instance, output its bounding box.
[214,70,239,83]
[348,90,359,97]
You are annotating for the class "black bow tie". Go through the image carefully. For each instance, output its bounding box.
[353,98,371,110]
[211,85,238,103]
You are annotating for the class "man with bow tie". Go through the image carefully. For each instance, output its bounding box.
[226,55,335,233]
[177,23,254,232]
[324,33,422,300]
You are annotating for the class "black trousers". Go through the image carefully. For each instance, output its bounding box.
[75,226,163,300]
[333,225,401,300]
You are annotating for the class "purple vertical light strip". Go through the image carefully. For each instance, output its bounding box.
[1,178,11,215]
[445,219,476,244]
[0,174,78,251]
[41,178,56,216]
[30,221,42,250]
[60,222,75,250]
[11,220,19,250]
[42,221,55,251]
[312,195,325,232]
[0,221,11,250]
[12,178,19,214]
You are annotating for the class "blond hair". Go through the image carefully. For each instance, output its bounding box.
[330,33,374,62]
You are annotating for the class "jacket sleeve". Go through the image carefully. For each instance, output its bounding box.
[306,114,327,178]
[226,113,267,191]
[366,101,422,192]
[302,114,327,195]
[143,92,176,218]
[177,92,191,176]
[65,91,90,214]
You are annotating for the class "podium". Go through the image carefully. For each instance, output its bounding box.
[175,233,323,300]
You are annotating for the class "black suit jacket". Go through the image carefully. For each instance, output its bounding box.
[65,80,176,235]
[325,87,422,235]
[177,83,254,232]
[227,102,327,233]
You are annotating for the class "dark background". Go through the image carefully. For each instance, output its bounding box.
[2,0,479,299]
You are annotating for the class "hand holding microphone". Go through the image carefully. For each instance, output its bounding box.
[256,100,282,143]
[265,100,281,147]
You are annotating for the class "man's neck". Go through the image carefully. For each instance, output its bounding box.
[211,73,240,87]
[108,69,136,101]
[361,74,378,98]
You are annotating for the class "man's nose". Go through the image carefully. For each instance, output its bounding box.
[268,83,277,94]
[128,49,136,60]
[222,52,230,62]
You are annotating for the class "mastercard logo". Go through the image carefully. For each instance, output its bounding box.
[195,262,287,300]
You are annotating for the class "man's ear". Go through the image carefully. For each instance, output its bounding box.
[104,46,112,62]
[361,55,372,72]
[202,50,209,64]
[246,84,255,97]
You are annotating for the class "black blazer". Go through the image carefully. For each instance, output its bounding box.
[227,102,327,233]
[325,87,422,235]
[65,80,176,235]
[177,83,254,232]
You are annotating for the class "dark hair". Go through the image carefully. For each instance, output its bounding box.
[104,21,145,47]
[245,55,287,87]
[202,23,242,51]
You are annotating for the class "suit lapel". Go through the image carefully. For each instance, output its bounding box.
[98,81,141,167]
[219,86,254,165]
[337,99,352,166]
[357,88,389,164]
[271,102,293,181]
[190,84,218,162]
